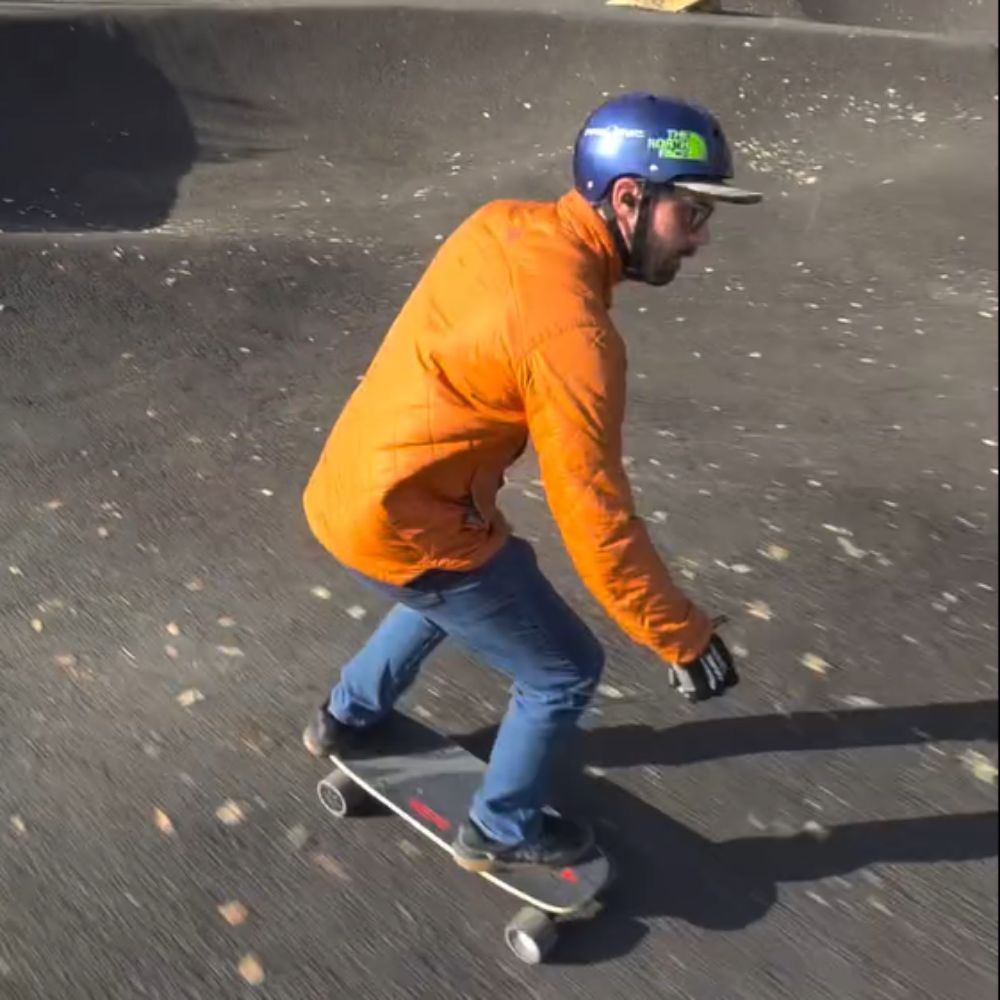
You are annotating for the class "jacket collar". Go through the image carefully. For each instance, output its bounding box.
[556,189,624,304]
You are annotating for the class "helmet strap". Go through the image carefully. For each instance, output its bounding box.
[598,181,658,283]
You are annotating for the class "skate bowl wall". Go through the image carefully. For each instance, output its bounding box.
[1,2,994,252]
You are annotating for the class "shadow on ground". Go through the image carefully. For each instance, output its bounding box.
[457,699,998,964]
[0,19,197,232]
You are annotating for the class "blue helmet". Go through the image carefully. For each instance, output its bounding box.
[573,92,760,204]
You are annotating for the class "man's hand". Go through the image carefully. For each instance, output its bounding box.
[668,633,739,702]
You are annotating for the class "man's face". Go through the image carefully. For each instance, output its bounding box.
[611,180,715,286]
[641,189,714,285]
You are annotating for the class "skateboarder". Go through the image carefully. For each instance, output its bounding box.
[302,93,761,871]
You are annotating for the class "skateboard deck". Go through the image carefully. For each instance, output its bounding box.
[316,711,611,963]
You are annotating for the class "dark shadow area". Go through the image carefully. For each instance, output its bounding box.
[0,19,197,232]
[455,700,998,963]
[581,699,999,767]
[459,700,997,769]
[555,792,997,964]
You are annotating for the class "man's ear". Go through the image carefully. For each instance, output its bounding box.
[608,178,640,237]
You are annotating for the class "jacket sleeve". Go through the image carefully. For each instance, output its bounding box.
[519,324,712,665]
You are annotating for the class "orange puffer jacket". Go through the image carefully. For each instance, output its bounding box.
[303,188,711,665]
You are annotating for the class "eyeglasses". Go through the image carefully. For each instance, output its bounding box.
[677,195,715,233]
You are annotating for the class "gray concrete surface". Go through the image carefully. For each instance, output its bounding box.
[0,3,997,999]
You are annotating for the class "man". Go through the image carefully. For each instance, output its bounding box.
[301,93,761,871]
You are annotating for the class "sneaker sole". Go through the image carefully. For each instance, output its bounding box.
[452,853,500,873]
[452,842,593,874]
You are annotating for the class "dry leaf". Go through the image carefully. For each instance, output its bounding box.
[165,622,180,637]
[310,851,349,880]
[97,526,110,539]
[54,653,78,668]
[11,814,27,837]
[216,646,245,658]
[215,800,246,826]
[217,616,236,628]
[176,688,204,708]
[960,750,998,785]
[218,900,249,926]
[310,585,332,600]
[800,652,830,675]
[44,499,63,510]
[237,953,265,986]
[164,644,179,660]
[836,536,867,559]
[30,618,43,633]
[746,600,773,621]
[398,839,422,858]
[153,808,176,835]
[760,543,789,561]
[346,605,367,620]
[285,823,310,850]
[839,695,881,708]
[185,578,205,592]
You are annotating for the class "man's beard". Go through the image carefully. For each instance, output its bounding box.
[641,249,683,287]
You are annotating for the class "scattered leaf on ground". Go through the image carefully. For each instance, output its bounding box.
[597,683,624,699]
[836,536,867,559]
[800,652,830,675]
[802,820,830,840]
[176,688,205,708]
[760,543,789,561]
[217,616,237,628]
[839,695,881,708]
[310,851,350,881]
[10,815,27,837]
[285,823,311,850]
[30,618,43,633]
[216,646,244,658]
[746,600,773,621]
[960,750,998,785]
[218,900,249,926]
[237,954,265,986]
[153,808,176,835]
[310,586,332,600]
[215,800,246,826]
[165,622,180,637]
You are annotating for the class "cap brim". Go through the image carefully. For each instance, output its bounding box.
[673,179,763,204]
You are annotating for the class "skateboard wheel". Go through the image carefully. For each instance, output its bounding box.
[317,769,367,818]
[504,906,557,965]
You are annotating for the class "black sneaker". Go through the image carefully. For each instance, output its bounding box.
[452,812,595,872]
[301,701,361,758]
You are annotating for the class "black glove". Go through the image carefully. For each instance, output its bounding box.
[668,634,739,703]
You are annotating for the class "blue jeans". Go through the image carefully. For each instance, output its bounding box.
[328,536,605,845]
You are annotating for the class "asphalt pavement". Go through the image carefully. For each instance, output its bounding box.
[0,2,997,998]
